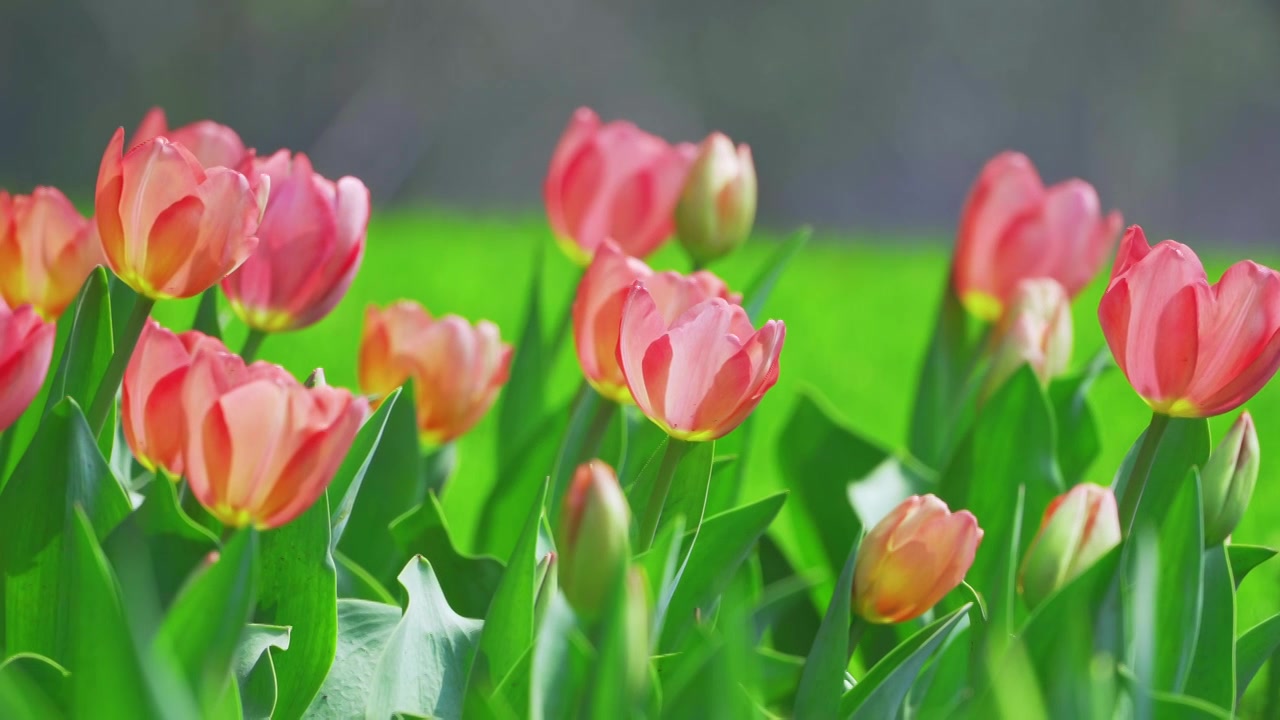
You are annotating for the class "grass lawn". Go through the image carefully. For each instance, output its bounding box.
[152,208,1280,636]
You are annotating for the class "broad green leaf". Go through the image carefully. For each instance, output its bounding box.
[634,516,685,625]
[706,416,754,517]
[42,266,113,418]
[531,594,592,720]
[1047,348,1110,486]
[627,439,715,549]
[0,398,131,659]
[257,492,338,719]
[589,572,644,718]
[335,550,397,604]
[755,648,804,708]
[1236,614,1280,701]
[1185,545,1235,714]
[907,281,976,469]
[840,603,971,719]
[328,387,401,546]
[1226,544,1276,587]
[191,288,224,339]
[0,653,68,717]
[658,625,751,719]
[1149,469,1205,694]
[742,226,810,322]
[306,599,401,718]
[1147,691,1235,720]
[497,249,550,463]
[388,494,504,619]
[234,624,292,720]
[477,406,565,558]
[794,539,859,718]
[107,273,138,346]
[1113,416,1210,534]
[660,493,787,651]
[619,405,667,484]
[548,386,617,523]
[757,535,823,658]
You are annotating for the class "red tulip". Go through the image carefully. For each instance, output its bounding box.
[0,300,56,432]
[130,107,249,170]
[122,320,227,477]
[221,151,370,332]
[573,241,740,403]
[182,347,368,529]
[95,128,268,300]
[1098,226,1280,417]
[617,284,783,441]
[853,494,983,624]
[953,151,1122,321]
[358,301,512,445]
[0,187,104,320]
[544,107,696,264]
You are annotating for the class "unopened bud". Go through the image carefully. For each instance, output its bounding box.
[674,132,757,267]
[1019,483,1120,609]
[984,278,1072,396]
[557,460,631,620]
[1201,412,1259,547]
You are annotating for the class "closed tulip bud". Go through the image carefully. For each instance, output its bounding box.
[853,494,982,624]
[545,107,697,264]
[573,240,740,403]
[0,301,56,432]
[221,151,370,332]
[1099,226,1280,417]
[0,187,105,320]
[984,278,1073,394]
[358,301,512,445]
[557,460,631,620]
[182,347,369,529]
[1019,484,1120,609]
[674,132,757,267]
[618,283,783,441]
[1201,412,1259,546]
[954,151,1122,322]
[95,128,268,300]
[130,107,249,170]
[122,320,228,477]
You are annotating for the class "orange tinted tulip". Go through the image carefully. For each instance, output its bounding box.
[0,300,56,432]
[130,107,249,170]
[0,187,104,320]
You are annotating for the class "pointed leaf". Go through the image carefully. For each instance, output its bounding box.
[742,226,810,322]
[233,624,291,720]
[1237,614,1280,701]
[794,539,859,718]
[328,387,401,547]
[1149,469,1205,694]
[1185,545,1235,714]
[841,603,971,719]
[388,493,504,619]
[1226,544,1276,587]
[43,266,113,415]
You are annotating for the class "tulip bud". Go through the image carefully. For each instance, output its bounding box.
[557,460,631,620]
[1019,484,1121,609]
[674,132,757,267]
[1201,412,1259,546]
[984,278,1072,395]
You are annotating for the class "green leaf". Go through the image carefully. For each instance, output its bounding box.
[1147,691,1235,720]
[388,493,504,619]
[531,594,592,720]
[478,406,564,559]
[257,492,338,719]
[548,387,617,523]
[497,249,550,463]
[1236,614,1280,701]
[840,603,971,719]
[0,398,131,659]
[658,440,716,540]
[589,572,644,718]
[42,266,113,417]
[907,281,975,469]
[328,387,401,546]
[1226,544,1276,587]
[0,653,68,717]
[191,288,224,339]
[1114,416,1211,533]
[1185,545,1235,714]
[1149,469,1206,694]
[234,624,292,720]
[742,226,811,322]
[306,599,401,718]
[794,539,859,719]
[660,493,787,651]
[1046,348,1110,486]
[335,550,398,604]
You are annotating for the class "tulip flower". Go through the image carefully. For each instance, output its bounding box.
[573,240,740,403]
[674,132,757,267]
[853,494,982,624]
[1200,412,1259,546]
[0,300,56,432]
[984,277,1073,394]
[95,128,268,300]
[182,347,368,529]
[130,107,249,170]
[618,284,783,441]
[0,187,105,320]
[557,460,631,619]
[1019,484,1121,609]
[121,320,227,477]
[221,151,370,332]
[1098,226,1280,418]
[953,151,1122,322]
[358,301,512,445]
[544,107,696,264]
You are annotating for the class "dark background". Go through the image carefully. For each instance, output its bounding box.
[4,0,1279,243]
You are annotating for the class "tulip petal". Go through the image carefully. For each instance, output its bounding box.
[1152,284,1200,403]
[141,195,205,297]
[656,299,744,433]
[618,284,667,415]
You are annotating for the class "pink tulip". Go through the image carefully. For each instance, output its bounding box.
[984,277,1073,394]
[544,107,696,264]
[182,347,368,529]
[953,151,1122,321]
[122,320,227,477]
[0,301,56,432]
[573,241,740,403]
[853,494,983,624]
[221,151,370,332]
[130,107,249,170]
[358,301,513,445]
[1019,484,1120,608]
[617,284,783,441]
[95,128,268,300]
[1098,225,1280,418]
[674,132,758,266]
[0,187,105,320]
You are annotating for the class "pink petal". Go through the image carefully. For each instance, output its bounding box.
[617,284,667,415]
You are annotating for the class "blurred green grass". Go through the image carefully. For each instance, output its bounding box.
[152,208,1280,632]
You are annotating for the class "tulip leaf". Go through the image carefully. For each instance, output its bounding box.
[589,571,642,718]
[335,550,398,604]
[42,266,113,420]
[840,602,971,719]
[907,281,979,470]
[498,248,550,465]
[619,404,668,484]
[328,386,401,547]
[1113,416,1210,534]
[1047,348,1111,486]
[1185,545,1236,714]
[1149,468,1206,694]
[635,515,685,640]
[1147,691,1235,720]
[478,404,566,559]
[1237,613,1280,701]
[388,492,505,619]
[191,288,224,340]
[531,593,593,720]
[742,225,811,323]
[234,624,292,720]
[794,538,860,719]
[0,653,69,717]
[1225,544,1277,587]
[548,385,618,523]
[306,599,402,718]
[659,493,787,651]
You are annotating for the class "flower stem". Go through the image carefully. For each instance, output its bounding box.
[637,438,690,552]
[87,295,155,436]
[240,328,268,363]
[847,616,869,664]
[1117,412,1172,535]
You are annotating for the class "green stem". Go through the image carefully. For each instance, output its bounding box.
[1118,412,1172,536]
[422,442,457,497]
[240,328,268,363]
[637,438,689,552]
[87,296,155,435]
[846,616,869,665]
[580,392,615,462]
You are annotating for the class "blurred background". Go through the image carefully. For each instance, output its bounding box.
[3,0,1279,243]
